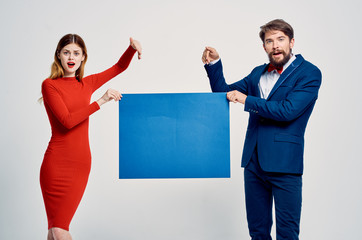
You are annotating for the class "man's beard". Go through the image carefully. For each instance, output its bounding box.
[268,49,291,68]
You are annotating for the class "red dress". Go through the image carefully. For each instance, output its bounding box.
[40,46,136,231]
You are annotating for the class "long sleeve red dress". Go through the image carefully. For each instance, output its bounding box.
[40,46,136,231]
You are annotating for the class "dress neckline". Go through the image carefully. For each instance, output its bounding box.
[59,76,78,81]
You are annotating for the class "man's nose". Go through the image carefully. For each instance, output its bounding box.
[273,41,279,49]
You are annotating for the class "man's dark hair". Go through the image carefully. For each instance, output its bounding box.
[259,19,294,42]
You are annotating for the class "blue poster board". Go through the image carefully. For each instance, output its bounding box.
[119,93,230,179]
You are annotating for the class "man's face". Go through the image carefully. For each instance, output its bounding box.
[263,30,294,68]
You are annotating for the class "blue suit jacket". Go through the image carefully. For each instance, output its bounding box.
[205,54,322,174]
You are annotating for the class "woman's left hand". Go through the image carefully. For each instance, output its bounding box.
[97,88,122,107]
[130,37,142,59]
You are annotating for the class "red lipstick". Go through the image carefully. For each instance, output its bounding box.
[67,62,75,68]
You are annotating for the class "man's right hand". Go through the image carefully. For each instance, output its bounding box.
[202,46,220,64]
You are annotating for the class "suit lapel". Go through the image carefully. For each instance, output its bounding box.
[266,54,304,100]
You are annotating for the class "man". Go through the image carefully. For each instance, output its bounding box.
[202,19,321,240]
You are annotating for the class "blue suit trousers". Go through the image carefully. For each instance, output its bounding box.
[244,149,302,240]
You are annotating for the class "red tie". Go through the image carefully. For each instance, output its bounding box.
[268,64,283,74]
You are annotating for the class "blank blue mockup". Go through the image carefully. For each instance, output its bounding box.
[119,93,230,179]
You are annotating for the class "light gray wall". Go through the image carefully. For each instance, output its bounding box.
[1,0,361,239]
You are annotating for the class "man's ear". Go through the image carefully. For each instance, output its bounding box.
[289,38,295,49]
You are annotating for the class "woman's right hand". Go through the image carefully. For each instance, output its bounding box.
[97,89,122,107]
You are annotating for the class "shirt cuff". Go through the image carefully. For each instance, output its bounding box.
[208,58,221,66]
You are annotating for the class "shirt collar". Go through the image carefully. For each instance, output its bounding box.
[281,53,296,73]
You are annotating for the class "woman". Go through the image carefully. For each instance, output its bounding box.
[40,34,141,240]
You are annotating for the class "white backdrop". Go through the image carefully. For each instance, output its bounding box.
[1,0,361,239]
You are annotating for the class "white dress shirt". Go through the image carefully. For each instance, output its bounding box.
[259,54,296,99]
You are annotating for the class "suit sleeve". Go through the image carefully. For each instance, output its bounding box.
[204,59,248,94]
[42,80,100,129]
[244,67,322,121]
[87,45,136,92]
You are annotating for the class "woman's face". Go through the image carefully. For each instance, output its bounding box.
[58,43,85,77]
